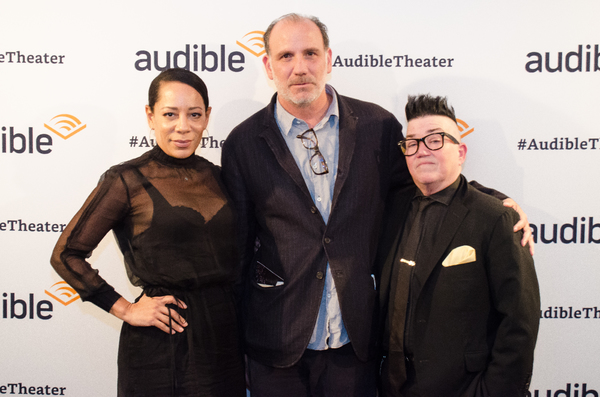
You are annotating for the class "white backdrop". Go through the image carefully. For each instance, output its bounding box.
[1,1,599,395]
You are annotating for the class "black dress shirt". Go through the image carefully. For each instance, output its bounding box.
[385,177,461,356]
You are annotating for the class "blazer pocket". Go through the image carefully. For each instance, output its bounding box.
[442,245,476,267]
[252,261,284,288]
[464,351,489,373]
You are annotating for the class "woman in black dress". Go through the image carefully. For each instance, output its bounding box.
[50,68,245,396]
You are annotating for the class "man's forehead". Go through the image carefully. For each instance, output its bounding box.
[273,17,316,32]
[270,19,325,48]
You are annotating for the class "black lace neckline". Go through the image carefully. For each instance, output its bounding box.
[149,145,198,168]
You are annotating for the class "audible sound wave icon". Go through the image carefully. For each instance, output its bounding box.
[457,118,474,138]
[45,281,80,306]
[236,31,266,57]
[44,114,87,140]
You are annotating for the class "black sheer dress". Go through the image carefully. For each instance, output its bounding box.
[51,146,245,396]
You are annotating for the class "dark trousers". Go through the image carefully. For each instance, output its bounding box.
[247,344,378,397]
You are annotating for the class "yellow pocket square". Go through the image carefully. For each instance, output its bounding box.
[442,245,476,267]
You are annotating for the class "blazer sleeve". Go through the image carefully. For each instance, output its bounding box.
[481,209,540,396]
[469,180,509,201]
[387,114,414,195]
[221,134,257,300]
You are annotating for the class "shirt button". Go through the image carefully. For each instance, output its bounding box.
[316,196,322,202]
[324,237,331,244]
[327,293,331,299]
[316,272,324,280]
[310,206,318,214]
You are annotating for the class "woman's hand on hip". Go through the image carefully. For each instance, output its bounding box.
[110,295,188,334]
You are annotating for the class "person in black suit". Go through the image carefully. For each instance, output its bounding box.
[221,14,533,397]
[378,95,540,397]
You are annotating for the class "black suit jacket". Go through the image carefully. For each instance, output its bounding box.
[378,175,540,397]
[221,89,411,367]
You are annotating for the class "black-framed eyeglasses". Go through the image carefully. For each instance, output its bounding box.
[296,128,329,175]
[398,132,459,156]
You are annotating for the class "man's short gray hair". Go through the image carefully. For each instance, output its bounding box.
[263,13,330,56]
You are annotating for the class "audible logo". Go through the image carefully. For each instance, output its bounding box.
[1,126,52,154]
[44,114,87,140]
[527,383,598,397]
[135,44,245,72]
[457,118,474,139]
[1,115,86,155]
[526,44,600,73]
[45,281,79,306]
[236,31,266,57]
[1,292,53,320]
[531,217,600,244]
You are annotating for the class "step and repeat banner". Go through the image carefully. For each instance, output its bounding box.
[1,1,598,395]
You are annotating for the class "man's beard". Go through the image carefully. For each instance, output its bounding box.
[275,77,324,107]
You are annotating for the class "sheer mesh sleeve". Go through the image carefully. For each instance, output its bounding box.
[51,146,239,312]
[50,169,130,312]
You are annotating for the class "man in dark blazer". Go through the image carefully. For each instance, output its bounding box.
[378,95,540,397]
[221,13,411,396]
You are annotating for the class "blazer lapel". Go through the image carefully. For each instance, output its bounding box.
[412,183,469,294]
[331,93,358,210]
[258,95,314,203]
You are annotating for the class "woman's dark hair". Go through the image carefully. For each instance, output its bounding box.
[148,68,209,111]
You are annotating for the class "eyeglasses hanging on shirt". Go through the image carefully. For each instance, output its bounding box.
[297,128,329,175]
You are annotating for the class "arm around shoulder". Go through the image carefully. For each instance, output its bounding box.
[481,209,540,395]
